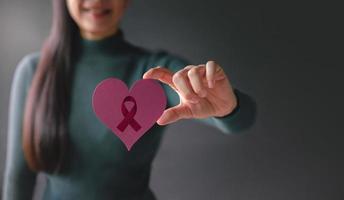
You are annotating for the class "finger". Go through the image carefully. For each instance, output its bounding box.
[172,66,199,103]
[187,66,207,98]
[157,105,192,125]
[206,61,218,88]
[196,64,226,85]
[143,66,177,91]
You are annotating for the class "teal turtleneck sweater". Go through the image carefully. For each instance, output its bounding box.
[2,30,256,200]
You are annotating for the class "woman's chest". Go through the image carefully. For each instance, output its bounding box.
[66,55,162,163]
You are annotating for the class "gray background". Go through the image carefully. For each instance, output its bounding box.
[1,0,343,199]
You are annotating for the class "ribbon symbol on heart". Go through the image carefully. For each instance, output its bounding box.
[117,96,141,132]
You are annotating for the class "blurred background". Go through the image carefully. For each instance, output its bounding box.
[1,0,343,199]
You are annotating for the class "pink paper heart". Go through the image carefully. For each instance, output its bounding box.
[92,78,166,151]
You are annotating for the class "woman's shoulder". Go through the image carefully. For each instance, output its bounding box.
[15,52,40,77]
[12,52,40,91]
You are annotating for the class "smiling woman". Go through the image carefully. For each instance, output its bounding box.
[66,0,129,40]
[2,0,256,199]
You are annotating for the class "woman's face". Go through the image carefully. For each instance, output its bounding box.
[66,0,129,40]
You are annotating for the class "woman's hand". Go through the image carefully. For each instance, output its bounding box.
[143,61,237,125]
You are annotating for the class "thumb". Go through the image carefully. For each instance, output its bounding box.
[157,105,191,125]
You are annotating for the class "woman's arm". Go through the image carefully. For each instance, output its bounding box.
[199,88,257,134]
[2,54,38,200]
[143,52,256,134]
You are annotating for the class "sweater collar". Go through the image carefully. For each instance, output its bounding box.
[79,29,126,54]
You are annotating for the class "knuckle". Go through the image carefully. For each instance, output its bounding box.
[217,66,224,72]
[184,65,194,69]
[187,68,198,77]
[172,72,183,83]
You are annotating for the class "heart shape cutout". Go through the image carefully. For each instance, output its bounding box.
[92,78,166,150]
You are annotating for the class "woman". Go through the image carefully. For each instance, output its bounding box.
[2,0,256,199]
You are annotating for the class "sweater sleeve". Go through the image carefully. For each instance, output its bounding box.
[147,51,256,134]
[2,54,38,200]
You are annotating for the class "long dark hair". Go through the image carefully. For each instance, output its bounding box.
[23,0,79,173]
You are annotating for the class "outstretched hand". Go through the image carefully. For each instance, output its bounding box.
[143,61,237,125]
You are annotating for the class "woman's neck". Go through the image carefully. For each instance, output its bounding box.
[80,27,119,41]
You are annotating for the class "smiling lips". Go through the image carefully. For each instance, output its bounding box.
[83,8,112,20]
